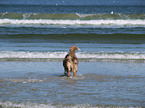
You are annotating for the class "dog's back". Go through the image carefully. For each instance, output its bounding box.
[63,54,78,70]
[63,45,80,77]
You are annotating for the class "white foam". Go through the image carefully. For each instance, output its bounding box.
[7,78,44,83]
[76,13,95,18]
[0,51,67,59]
[0,51,145,60]
[0,101,56,108]
[0,101,98,108]
[0,19,145,27]
[77,52,145,60]
[0,101,139,108]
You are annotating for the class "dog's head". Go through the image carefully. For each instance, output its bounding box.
[70,45,80,51]
[69,45,80,56]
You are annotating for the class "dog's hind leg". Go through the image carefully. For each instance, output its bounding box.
[72,59,78,77]
[67,61,72,77]
[73,69,77,77]
[73,64,78,77]
[67,66,71,77]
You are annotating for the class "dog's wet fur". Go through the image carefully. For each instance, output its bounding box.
[63,45,80,77]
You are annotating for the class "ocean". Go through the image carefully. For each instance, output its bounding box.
[0,1,145,108]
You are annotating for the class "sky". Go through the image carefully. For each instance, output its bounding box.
[0,0,145,5]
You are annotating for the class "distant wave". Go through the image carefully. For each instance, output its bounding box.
[1,12,145,27]
[0,12,145,20]
[0,51,145,61]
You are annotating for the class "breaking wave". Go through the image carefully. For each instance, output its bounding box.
[0,19,145,27]
[0,51,145,61]
[0,19,145,28]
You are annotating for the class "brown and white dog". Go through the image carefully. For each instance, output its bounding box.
[63,45,80,77]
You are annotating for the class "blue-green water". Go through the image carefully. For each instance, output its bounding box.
[0,1,145,107]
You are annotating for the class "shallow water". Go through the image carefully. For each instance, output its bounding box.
[0,61,145,107]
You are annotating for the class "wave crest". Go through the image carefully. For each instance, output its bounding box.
[0,51,145,61]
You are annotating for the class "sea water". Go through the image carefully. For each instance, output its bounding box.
[0,1,145,107]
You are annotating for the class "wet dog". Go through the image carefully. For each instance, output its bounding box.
[63,45,80,77]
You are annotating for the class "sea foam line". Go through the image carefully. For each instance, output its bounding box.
[0,51,145,60]
[0,101,142,108]
[0,101,101,108]
[0,19,145,26]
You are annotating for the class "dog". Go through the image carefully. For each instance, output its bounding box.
[63,45,80,77]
